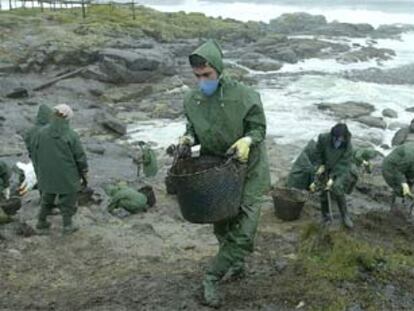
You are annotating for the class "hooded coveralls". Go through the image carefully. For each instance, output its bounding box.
[106,185,148,214]
[184,40,271,281]
[33,115,88,227]
[382,143,414,196]
[0,161,11,224]
[24,104,53,160]
[313,132,353,220]
[287,138,377,193]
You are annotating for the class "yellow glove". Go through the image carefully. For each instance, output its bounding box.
[362,160,373,173]
[316,165,325,176]
[309,182,317,193]
[178,135,194,146]
[401,183,413,198]
[325,178,334,191]
[228,137,252,163]
[2,187,10,200]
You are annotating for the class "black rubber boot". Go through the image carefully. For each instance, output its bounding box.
[337,196,353,229]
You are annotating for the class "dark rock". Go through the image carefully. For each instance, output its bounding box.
[382,108,398,118]
[406,107,414,112]
[380,144,391,150]
[95,112,127,136]
[94,48,176,84]
[388,121,407,131]
[6,87,29,99]
[337,47,395,64]
[316,101,375,119]
[355,116,387,129]
[317,21,374,37]
[15,222,36,237]
[345,64,414,85]
[87,144,106,155]
[239,57,282,72]
[269,13,327,34]
[18,101,38,106]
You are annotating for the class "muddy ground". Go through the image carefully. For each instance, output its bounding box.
[1,7,414,311]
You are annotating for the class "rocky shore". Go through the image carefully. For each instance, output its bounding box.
[1,6,414,310]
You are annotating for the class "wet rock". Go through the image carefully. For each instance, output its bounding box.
[316,101,375,119]
[317,21,374,37]
[355,130,384,145]
[6,87,29,99]
[336,47,395,64]
[388,121,407,130]
[269,13,327,34]
[18,101,38,106]
[406,107,414,112]
[382,108,398,119]
[355,116,387,129]
[87,144,106,155]
[95,47,176,84]
[95,112,127,136]
[239,57,282,72]
[102,84,153,103]
[345,64,414,85]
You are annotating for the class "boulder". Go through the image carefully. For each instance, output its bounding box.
[336,47,395,64]
[316,101,375,119]
[345,64,414,85]
[95,112,127,136]
[355,116,387,129]
[269,13,327,34]
[95,48,176,84]
[382,108,398,119]
[239,58,282,72]
[317,22,375,37]
[388,121,407,131]
[6,87,29,99]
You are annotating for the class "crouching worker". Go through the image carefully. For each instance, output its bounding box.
[382,143,414,211]
[33,104,88,235]
[309,123,354,229]
[105,183,155,216]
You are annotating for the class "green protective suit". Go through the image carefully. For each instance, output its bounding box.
[33,115,88,228]
[106,185,148,214]
[184,40,271,280]
[314,132,353,196]
[287,138,377,193]
[23,104,53,159]
[141,145,158,177]
[0,161,11,224]
[0,161,11,195]
[382,143,414,196]
[286,139,318,190]
[33,115,88,194]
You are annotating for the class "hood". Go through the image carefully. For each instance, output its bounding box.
[36,104,53,126]
[190,39,224,75]
[49,115,70,138]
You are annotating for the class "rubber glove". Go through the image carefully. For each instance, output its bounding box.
[178,135,194,146]
[362,160,373,174]
[325,178,334,191]
[401,183,413,198]
[316,165,325,176]
[227,137,252,163]
[309,182,317,193]
[2,187,10,200]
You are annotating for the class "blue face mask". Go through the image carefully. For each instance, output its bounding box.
[333,137,345,149]
[199,79,219,96]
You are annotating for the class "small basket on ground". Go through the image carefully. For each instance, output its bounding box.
[168,156,246,224]
[272,187,307,221]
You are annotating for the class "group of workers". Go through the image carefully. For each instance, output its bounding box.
[0,39,413,307]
